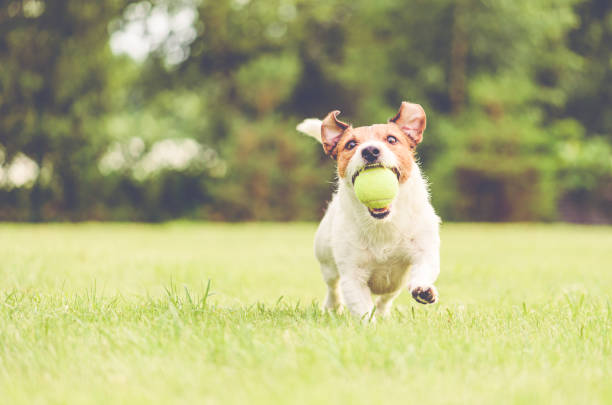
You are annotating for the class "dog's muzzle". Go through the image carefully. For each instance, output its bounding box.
[361,146,380,163]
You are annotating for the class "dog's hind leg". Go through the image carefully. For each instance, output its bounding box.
[321,263,343,312]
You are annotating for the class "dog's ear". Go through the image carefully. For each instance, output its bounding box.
[389,102,426,145]
[321,110,349,159]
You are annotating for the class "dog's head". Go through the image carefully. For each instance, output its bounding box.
[321,101,426,219]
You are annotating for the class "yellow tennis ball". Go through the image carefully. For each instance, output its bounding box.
[353,167,399,209]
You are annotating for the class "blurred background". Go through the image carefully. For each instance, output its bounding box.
[0,0,610,223]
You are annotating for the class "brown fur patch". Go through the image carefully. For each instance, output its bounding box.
[389,102,426,145]
[321,110,349,157]
[336,124,415,183]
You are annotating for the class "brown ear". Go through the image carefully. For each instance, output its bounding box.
[321,110,349,158]
[389,102,426,145]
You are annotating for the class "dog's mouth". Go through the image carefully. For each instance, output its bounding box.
[351,163,401,185]
[368,206,391,219]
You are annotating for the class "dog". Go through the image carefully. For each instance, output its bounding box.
[296,102,441,320]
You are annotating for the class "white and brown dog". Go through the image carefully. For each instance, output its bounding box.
[297,101,441,320]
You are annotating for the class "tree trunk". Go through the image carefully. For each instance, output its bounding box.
[449,0,468,115]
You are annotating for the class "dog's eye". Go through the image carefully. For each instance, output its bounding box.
[345,140,357,150]
[386,135,398,144]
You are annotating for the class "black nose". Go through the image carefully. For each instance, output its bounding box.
[361,146,380,163]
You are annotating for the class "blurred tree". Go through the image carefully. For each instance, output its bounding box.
[0,0,610,222]
[555,0,612,221]
[0,0,134,220]
[314,0,585,220]
[565,0,612,137]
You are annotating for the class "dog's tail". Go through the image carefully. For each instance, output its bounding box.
[296,118,323,144]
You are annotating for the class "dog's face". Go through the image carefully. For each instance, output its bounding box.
[321,102,426,219]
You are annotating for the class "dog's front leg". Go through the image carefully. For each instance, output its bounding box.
[340,275,374,320]
[408,251,440,305]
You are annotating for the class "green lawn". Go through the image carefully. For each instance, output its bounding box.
[1,223,611,404]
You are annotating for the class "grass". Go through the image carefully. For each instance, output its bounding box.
[0,222,611,404]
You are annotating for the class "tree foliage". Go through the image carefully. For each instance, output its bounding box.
[0,0,610,222]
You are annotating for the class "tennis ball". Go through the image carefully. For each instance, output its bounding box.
[353,167,399,209]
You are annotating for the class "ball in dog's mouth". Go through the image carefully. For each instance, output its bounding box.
[352,163,398,220]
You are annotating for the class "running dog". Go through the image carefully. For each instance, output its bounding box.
[296,102,441,320]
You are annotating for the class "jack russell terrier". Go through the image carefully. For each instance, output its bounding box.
[296,102,441,320]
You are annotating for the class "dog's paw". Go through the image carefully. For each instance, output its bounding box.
[411,285,438,305]
[324,303,344,314]
[323,296,344,314]
[375,303,391,319]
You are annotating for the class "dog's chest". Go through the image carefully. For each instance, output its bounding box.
[353,231,413,295]
[352,224,414,262]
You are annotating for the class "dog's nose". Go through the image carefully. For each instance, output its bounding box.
[361,146,380,163]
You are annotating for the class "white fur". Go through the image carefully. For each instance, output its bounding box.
[298,119,441,321]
